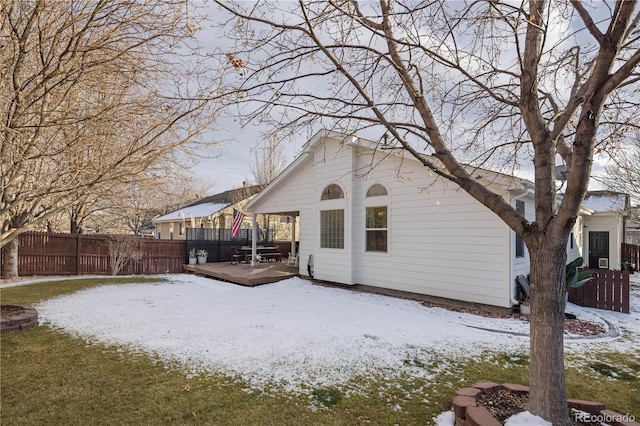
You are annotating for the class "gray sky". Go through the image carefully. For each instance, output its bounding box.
[191,2,611,195]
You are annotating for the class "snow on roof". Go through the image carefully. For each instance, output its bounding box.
[582,193,627,213]
[153,202,228,223]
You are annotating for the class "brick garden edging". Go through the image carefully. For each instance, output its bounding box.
[452,382,639,426]
[0,305,39,334]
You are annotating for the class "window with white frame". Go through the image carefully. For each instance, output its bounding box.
[365,184,388,252]
[366,206,387,252]
[320,184,345,249]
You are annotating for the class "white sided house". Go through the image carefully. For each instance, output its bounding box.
[244,130,539,309]
[572,191,631,270]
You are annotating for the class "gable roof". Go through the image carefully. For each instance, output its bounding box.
[582,191,630,214]
[153,202,229,223]
[190,185,262,206]
[153,185,262,223]
[245,129,532,212]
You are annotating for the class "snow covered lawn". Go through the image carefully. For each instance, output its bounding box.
[34,274,639,395]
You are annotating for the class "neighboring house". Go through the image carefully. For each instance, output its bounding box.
[244,130,540,309]
[153,186,261,240]
[573,191,631,270]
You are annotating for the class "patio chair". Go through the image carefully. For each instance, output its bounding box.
[287,253,299,267]
[230,247,243,264]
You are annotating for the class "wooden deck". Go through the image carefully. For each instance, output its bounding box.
[184,261,298,286]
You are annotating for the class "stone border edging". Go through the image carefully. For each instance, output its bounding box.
[452,381,639,426]
[0,305,39,334]
[464,317,619,340]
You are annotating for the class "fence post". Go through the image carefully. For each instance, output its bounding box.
[76,233,81,275]
[138,237,143,274]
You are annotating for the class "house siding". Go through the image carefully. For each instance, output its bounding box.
[335,140,513,307]
[247,134,521,308]
[357,158,511,306]
[244,155,316,275]
[567,216,584,262]
[313,139,354,283]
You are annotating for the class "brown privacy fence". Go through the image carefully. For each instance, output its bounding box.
[622,242,639,271]
[568,269,630,314]
[1,232,186,276]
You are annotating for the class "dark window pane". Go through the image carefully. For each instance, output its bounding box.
[366,206,387,228]
[366,184,387,197]
[515,200,525,258]
[366,230,387,252]
[321,184,344,200]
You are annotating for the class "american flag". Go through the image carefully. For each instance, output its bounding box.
[231,209,244,238]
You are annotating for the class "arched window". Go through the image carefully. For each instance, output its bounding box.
[366,184,387,197]
[321,184,344,200]
[320,184,345,249]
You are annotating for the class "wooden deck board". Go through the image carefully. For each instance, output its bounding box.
[184,261,298,286]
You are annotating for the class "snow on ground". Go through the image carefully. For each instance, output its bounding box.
[34,273,640,395]
[436,410,551,426]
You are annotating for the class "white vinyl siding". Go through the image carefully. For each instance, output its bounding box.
[247,133,520,308]
[312,139,352,283]
[243,157,316,274]
[350,144,513,307]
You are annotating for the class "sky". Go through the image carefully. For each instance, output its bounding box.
[21,274,639,424]
[190,2,614,195]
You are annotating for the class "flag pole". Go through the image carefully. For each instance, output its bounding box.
[251,214,258,267]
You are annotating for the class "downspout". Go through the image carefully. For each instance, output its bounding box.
[509,184,532,307]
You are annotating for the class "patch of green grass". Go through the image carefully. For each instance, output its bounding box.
[0,276,165,306]
[311,387,344,406]
[491,352,530,366]
[589,362,636,381]
[2,277,639,424]
[566,351,640,416]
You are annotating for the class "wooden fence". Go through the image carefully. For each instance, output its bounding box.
[1,232,186,276]
[622,242,639,271]
[568,269,630,314]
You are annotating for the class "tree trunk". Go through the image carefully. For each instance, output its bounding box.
[70,218,83,234]
[528,243,570,425]
[1,238,19,279]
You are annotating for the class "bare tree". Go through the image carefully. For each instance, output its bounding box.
[251,134,288,187]
[210,1,640,423]
[251,134,288,239]
[66,166,212,235]
[1,0,215,278]
[600,135,640,207]
[106,234,142,275]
